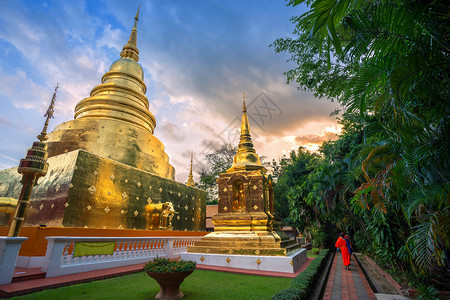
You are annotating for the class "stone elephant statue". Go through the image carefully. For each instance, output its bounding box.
[144,202,178,230]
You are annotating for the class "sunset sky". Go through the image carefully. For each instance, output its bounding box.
[0,0,341,182]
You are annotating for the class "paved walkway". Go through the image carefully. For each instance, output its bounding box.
[323,252,377,300]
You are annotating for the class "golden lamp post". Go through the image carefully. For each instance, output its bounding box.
[8,85,58,237]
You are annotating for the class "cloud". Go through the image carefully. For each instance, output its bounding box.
[0,0,340,182]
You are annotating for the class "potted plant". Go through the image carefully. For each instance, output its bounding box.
[144,257,196,299]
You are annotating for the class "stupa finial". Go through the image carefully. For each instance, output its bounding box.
[186,152,195,187]
[227,92,265,172]
[37,84,58,142]
[120,5,140,61]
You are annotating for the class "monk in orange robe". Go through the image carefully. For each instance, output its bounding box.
[335,232,351,270]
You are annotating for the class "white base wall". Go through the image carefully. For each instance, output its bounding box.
[16,256,46,269]
[180,248,307,273]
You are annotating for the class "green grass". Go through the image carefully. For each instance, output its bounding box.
[11,270,292,300]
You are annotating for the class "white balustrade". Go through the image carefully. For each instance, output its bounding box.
[42,236,202,277]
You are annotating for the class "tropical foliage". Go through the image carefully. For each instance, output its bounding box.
[272,0,449,290]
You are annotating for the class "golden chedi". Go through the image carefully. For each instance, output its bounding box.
[0,9,205,231]
[46,8,174,180]
[182,94,305,273]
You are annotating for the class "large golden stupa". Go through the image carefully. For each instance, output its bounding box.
[46,9,174,180]
[0,9,205,231]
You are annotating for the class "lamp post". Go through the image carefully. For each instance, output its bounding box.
[8,85,58,237]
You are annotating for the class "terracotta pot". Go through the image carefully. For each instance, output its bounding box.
[146,270,194,299]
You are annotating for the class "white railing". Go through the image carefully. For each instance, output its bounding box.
[42,236,201,278]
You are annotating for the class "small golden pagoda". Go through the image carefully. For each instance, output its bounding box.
[186,153,195,187]
[182,94,305,273]
[0,9,205,232]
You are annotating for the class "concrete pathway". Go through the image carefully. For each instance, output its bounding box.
[323,252,377,300]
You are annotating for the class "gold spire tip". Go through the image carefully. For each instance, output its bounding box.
[242,92,247,112]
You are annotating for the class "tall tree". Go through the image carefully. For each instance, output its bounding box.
[273,0,449,288]
[197,143,237,204]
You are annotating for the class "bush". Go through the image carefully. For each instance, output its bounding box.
[272,249,330,300]
[272,288,303,300]
[143,257,196,273]
[311,248,320,255]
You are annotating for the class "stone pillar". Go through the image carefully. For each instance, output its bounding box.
[0,236,28,285]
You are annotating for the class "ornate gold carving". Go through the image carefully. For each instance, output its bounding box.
[255,249,260,255]
[206,248,210,253]
[122,192,128,200]
[200,256,205,262]
[88,186,96,194]
[121,210,125,214]
[290,261,293,266]
[124,179,128,183]
[87,205,92,211]
[226,257,231,263]
[39,203,44,210]
[64,202,69,208]
[223,188,227,192]
[104,207,110,214]
[178,192,181,197]
[223,206,228,211]
[93,171,98,175]
[134,210,139,216]
[177,215,180,220]
[159,187,163,192]
[185,205,189,210]
[146,197,152,204]
[253,205,258,210]
[137,182,141,187]
[228,249,233,254]
[253,185,257,190]
[110,174,115,180]
[136,197,139,200]
[256,259,261,265]
[118,225,123,229]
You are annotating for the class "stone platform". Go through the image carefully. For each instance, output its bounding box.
[180,248,307,273]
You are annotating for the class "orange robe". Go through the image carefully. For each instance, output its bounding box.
[335,237,350,266]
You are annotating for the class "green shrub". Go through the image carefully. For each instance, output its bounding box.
[272,249,330,299]
[272,288,304,300]
[311,248,320,255]
[143,257,196,273]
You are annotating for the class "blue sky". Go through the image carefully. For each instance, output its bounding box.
[0,0,340,182]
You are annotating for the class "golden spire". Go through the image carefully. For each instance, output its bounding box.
[227,92,265,173]
[120,5,140,62]
[186,152,195,187]
[37,84,58,142]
